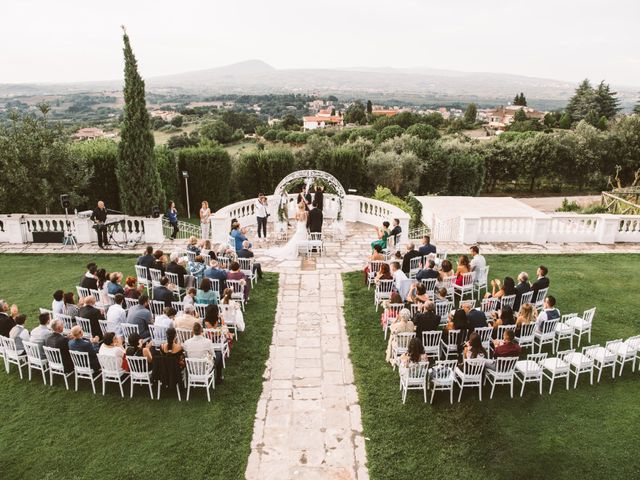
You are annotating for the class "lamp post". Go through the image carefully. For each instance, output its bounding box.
[182,171,191,219]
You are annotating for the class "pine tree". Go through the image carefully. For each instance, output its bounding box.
[117,27,163,215]
[566,79,596,123]
[366,100,373,115]
[594,81,621,119]
[519,92,527,106]
[464,102,477,125]
[513,93,520,105]
[514,108,528,122]
[558,112,572,129]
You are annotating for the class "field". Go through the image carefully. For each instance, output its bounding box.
[0,254,278,479]
[343,254,640,480]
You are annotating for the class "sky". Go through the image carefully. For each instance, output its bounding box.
[2,0,639,86]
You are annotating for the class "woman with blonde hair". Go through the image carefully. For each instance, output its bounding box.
[200,200,211,240]
[515,303,537,336]
[385,308,415,365]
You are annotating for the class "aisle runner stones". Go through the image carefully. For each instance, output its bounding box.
[246,272,368,480]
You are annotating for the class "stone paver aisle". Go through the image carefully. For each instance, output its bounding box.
[246,272,368,480]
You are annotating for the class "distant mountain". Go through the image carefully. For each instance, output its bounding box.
[1,60,638,108]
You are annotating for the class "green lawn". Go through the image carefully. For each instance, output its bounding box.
[343,254,640,480]
[0,254,278,479]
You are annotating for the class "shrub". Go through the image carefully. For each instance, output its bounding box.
[378,125,405,143]
[177,145,231,211]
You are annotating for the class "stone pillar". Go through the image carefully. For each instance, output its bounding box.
[144,217,165,244]
[211,216,228,244]
[343,195,359,223]
[2,216,25,243]
[530,217,551,245]
[74,218,93,244]
[595,214,620,244]
[460,217,480,244]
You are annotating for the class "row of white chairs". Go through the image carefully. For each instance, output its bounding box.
[400,334,640,403]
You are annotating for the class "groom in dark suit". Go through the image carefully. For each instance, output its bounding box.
[314,185,324,211]
[307,200,323,233]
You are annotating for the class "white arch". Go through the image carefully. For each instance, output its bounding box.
[273,170,346,199]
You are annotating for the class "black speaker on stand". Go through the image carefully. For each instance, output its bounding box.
[151,206,161,218]
[59,194,77,250]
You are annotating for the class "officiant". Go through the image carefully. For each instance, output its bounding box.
[307,200,323,233]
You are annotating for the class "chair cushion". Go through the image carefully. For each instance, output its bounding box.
[515,360,542,373]
[565,317,588,329]
[541,358,569,372]
[555,323,572,334]
[566,352,592,368]
[586,347,615,363]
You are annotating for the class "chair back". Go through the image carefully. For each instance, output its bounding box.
[98,319,109,337]
[481,298,499,314]
[561,313,578,323]
[552,349,575,370]
[436,251,447,261]
[534,287,549,307]
[420,278,437,294]
[76,286,91,299]
[474,326,494,349]
[431,360,456,384]
[524,352,547,371]
[127,356,151,380]
[409,303,421,317]
[43,346,64,371]
[226,280,244,296]
[194,303,208,319]
[176,328,193,344]
[443,329,460,347]
[405,361,429,382]
[475,266,489,286]
[459,299,476,309]
[516,322,536,346]
[186,251,197,263]
[496,324,516,339]
[149,324,168,346]
[185,357,213,379]
[54,313,75,334]
[150,300,165,318]
[1,337,20,359]
[124,298,138,310]
[171,301,185,313]
[204,328,226,347]
[219,304,237,325]
[75,317,92,339]
[519,290,534,306]
[98,354,123,376]
[23,341,45,365]
[208,279,220,295]
[165,272,181,295]
[493,356,518,375]
[436,301,453,326]
[134,265,150,285]
[460,271,475,288]
[408,257,422,278]
[121,323,139,340]
[395,332,415,354]
[218,256,231,270]
[376,279,394,294]
[422,330,442,356]
[149,268,163,287]
[70,350,92,374]
[385,303,404,317]
[462,358,486,379]
[540,318,559,339]
[201,253,211,265]
[582,307,596,326]
[238,258,254,278]
[89,289,102,304]
[501,294,516,310]
[368,261,386,275]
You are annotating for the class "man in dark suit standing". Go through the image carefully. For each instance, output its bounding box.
[45,320,73,372]
[314,185,324,211]
[307,201,324,233]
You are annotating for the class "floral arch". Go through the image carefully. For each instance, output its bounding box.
[273,170,346,200]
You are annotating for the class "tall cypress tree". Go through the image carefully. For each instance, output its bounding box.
[117,26,163,215]
[594,81,621,119]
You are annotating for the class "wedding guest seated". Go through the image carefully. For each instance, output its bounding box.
[469,245,486,274]
[399,338,429,369]
[515,303,537,336]
[136,246,156,272]
[107,272,125,295]
[237,241,263,280]
[52,290,65,315]
[535,296,560,332]
[203,240,217,261]
[0,300,15,337]
[438,260,454,281]
[158,327,184,363]
[125,332,153,364]
[45,320,73,372]
[463,303,487,333]
[187,236,202,255]
[9,314,30,354]
[204,260,227,291]
[375,263,393,284]
[418,235,436,256]
[401,242,422,275]
[68,325,101,372]
[230,221,250,252]
[406,282,430,304]
[174,304,199,330]
[492,330,521,358]
[531,265,550,299]
[371,221,391,251]
[153,250,166,275]
[80,263,98,291]
[413,302,439,340]
[196,278,219,305]
[126,295,153,340]
[106,294,126,338]
[415,259,439,282]
[364,244,385,284]
[385,308,414,365]
[184,322,222,383]
[78,296,104,340]
[390,262,410,300]
[486,276,516,301]
[228,261,250,302]
[447,309,468,335]
[62,292,79,317]
[153,277,175,308]
[167,252,188,288]
[389,218,402,245]
[514,271,531,311]
[155,307,176,330]
[124,276,143,300]
[188,255,206,284]
[379,292,404,329]
[98,332,125,360]
[491,306,516,338]
[434,287,449,303]
[184,288,196,307]
[30,312,52,353]
[462,332,487,360]
[454,255,471,286]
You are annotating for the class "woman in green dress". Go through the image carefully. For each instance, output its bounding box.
[371,221,391,251]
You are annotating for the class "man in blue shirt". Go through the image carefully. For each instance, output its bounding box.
[126,295,153,340]
[204,260,227,292]
[68,325,101,372]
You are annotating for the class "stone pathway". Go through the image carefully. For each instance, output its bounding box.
[245,271,368,480]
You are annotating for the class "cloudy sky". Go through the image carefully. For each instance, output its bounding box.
[2,0,639,86]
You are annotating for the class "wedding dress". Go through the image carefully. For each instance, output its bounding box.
[266,210,308,260]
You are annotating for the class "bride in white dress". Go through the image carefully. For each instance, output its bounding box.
[266,201,308,260]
